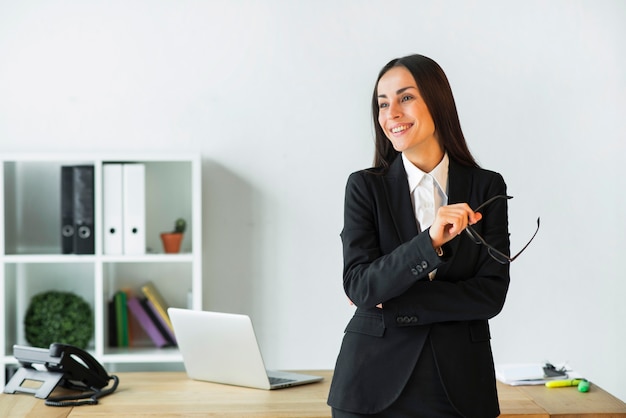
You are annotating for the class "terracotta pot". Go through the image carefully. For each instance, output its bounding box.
[160,233,183,253]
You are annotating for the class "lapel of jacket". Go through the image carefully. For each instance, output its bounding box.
[435,159,473,277]
[382,155,419,244]
[446,159,472,206]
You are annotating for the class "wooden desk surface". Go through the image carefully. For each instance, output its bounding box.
[2,370,626,417]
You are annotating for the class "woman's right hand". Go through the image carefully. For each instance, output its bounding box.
[429,203,482,249]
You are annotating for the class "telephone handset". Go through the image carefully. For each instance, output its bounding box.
[4,343,119,406]
[47,343,111,389]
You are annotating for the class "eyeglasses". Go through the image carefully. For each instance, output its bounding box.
[464,195,540,264]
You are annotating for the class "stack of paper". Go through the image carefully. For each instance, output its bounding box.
[495,363,570,386]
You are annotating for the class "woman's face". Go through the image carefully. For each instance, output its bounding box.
[376,66,439,157]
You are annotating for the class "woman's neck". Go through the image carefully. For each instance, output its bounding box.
[403,145,444,173]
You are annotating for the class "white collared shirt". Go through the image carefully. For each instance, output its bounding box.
[402,152,449,232]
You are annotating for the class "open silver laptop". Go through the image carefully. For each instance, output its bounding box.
[168,308,323,390]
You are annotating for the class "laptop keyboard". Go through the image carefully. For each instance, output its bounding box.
[269,376,296,385]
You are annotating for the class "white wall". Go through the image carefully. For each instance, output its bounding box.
[1,0,625,402]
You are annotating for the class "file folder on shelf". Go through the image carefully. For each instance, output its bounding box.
[60,166,75,254]
[122,164,146,255]
[72,165,95,254]
[103,164,124,254]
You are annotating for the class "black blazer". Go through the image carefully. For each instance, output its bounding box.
[328,155,510,418]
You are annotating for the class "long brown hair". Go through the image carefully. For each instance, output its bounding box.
[371,54,479,171]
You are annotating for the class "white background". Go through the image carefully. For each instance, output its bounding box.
[1,0,625,401]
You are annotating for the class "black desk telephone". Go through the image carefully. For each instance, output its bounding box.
[3,343,119,406]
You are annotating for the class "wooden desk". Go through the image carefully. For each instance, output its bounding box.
[2,371,626,417]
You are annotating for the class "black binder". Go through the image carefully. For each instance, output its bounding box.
[72,165,95,254]
[60,166,75,254]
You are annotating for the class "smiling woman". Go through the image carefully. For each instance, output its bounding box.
[327,54,511,418]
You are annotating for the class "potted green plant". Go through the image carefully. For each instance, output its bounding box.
[160,218,186,253]
[24,290,94,349]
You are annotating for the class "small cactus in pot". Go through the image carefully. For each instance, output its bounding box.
[174,218,186,234]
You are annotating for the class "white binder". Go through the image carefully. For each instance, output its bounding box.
[122,163,146,254]
[103,164,124,254]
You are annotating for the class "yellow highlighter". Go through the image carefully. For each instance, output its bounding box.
[546,379,590,392]
[545,379,583,388]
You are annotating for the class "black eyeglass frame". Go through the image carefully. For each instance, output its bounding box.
[464,195,540,264]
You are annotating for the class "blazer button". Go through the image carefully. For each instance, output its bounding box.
[396,316,417,325]
[411,268,419,276]
[421,261,428,269]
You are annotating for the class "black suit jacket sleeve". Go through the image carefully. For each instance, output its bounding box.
[340,167,448,309]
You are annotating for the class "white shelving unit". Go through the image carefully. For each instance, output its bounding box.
[0,153,202,387]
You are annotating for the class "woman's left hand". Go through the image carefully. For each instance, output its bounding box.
[348,297,383,309]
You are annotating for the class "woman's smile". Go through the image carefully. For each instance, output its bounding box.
[390,123,413,134]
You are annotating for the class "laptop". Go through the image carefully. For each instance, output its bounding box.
[168,308,324,390]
